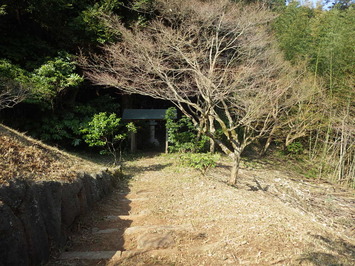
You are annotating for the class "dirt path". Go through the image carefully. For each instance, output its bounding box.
[52,154,355,265]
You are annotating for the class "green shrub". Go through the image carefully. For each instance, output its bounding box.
[286,141,304,155]
[29,52,83,108]
[26,95,120,147]
[0,59,32,108]
[81,112,136,165]
[165,107,209,153]
[180,153,220,176]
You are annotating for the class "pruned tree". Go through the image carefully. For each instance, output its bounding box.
[80,0,314,185]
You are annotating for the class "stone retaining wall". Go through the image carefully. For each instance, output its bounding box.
[0,169,121,265]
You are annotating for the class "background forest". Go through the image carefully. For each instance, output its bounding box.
[0,0,354,186]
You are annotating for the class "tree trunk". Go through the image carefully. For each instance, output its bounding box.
[259,136,272,157]
[228,152,241,185]
[209,116,215,153]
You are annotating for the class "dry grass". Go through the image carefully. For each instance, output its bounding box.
[48,153,355,265]
[118,154,355,265]
[0,124,103,185]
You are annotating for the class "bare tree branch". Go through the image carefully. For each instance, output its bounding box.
[0,78,29,110]
[80,0,320,184]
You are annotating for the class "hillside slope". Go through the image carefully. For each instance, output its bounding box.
[0,124,122,265]
[0,124,102,185]
[1,124,353,265]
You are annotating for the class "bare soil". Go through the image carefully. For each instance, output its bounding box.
[51,154,355,266]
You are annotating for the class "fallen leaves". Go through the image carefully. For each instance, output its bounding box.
[0,135,76,184]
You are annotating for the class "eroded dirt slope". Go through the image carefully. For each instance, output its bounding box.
[53,154,355,265]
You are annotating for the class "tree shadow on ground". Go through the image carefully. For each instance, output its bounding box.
[124,163,173,179]
[298,234,355,265]
[68,150,164,168]
[245,178,270,192]
[211,162,271,192]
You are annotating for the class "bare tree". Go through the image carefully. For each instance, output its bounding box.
[259,74,326,155]
[80,0,313,185]
[0,77,28,110]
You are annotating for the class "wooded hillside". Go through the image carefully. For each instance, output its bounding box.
[0,0,354,187]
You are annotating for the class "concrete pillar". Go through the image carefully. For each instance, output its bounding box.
[165,127,169,153]
[149,120,159,146]
[130,132,137,153]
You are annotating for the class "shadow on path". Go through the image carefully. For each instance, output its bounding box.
[298,234,355,265]
[52,155,174,265]
[52,180,133,265]
[124,163,173,178]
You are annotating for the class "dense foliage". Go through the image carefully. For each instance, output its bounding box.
[273,1,354,186]
[165,108,209,153]
[0,0,149,150]
[26,95,120,146]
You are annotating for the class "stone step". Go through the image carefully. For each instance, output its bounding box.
[120,248,178,259]
[93,223,193,235]
[124,224,194,235]
[119,197,149,202]
[104,214,146,221]
[59,248,178,262]
[59,251,121,260]
[104,210,150,220]
[93,228,120,234]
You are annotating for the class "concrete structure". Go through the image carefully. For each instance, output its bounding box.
[122,109,175,153]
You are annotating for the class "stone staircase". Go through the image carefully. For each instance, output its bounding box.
[56,189,193,265]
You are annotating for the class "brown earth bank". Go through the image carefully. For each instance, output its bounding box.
[50,154,355,266]
[0,124,122,265]
[0,124,104,185]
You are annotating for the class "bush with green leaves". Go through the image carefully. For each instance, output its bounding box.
[1,53,83,110]
[286,141,304,155]
[0,59,32,109]
[180,153,220,176]
[81,112,136,165]
[165,107,208,153]
[72,0,122,45]
[25,95,120,147]
[29,52,83,108]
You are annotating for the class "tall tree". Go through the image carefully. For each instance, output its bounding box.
[273,1,315,62]
[274,2,354,185]
[81,0,316,185]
